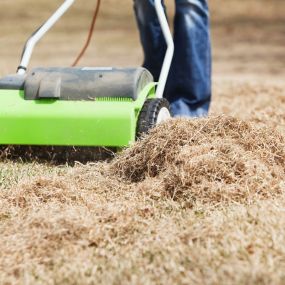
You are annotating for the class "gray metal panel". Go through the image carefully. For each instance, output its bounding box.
[24,67,153,101]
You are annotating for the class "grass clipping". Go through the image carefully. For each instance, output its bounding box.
[111,115,285,206]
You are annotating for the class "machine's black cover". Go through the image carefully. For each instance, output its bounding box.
[23,67,153,101]
[0,74,25,90]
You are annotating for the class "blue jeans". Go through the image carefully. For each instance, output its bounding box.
[134,0,212,117]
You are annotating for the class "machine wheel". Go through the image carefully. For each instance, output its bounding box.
[137,98,172,138]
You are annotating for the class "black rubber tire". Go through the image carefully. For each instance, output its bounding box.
[136,98,171,138]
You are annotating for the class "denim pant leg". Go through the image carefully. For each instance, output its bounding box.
[167,0,212,117]
[133,0,167,81]
[133,0,212,117]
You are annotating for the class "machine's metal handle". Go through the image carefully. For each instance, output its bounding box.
[17,0,174,98]
[154,0,174,99]
[17,0,75,75]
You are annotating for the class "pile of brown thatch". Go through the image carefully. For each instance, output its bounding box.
[110,115,285,206]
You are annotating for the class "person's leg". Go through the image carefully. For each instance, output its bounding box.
[133,0,167,81]
[165,0,212,117]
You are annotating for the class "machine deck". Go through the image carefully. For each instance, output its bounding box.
[0,68,155,147]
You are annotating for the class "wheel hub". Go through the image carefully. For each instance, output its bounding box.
[156,107,171,124]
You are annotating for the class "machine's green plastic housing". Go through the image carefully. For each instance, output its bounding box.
[0,83,156,147]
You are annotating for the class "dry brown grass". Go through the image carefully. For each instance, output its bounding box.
[1,114,285,284]
[112,116,285,206]
[0,0,285,284]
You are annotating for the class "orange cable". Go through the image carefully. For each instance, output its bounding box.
[72,0,101,67]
